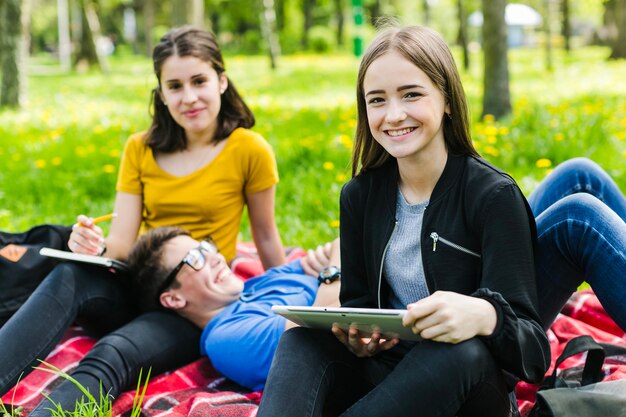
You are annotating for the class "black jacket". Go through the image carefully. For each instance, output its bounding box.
[339,154,550,383]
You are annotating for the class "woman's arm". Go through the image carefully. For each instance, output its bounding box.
[247,185,285,270]
[104,192,143,260]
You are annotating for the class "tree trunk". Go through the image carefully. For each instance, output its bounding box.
[190,0,204,28]
[82,0,109,72]
[171,0,189,26]
[143,0,154,56]
[366,0,381,25]
[561,0,571,52]
[481,0,511,119]
[456,0,469,70]
[544,0,553,71]
[609,0,626,59]
[261,0,281,69]
[334,0,344,46]
[0,0,22,107]
[58,0,71,71]
[302,0,315,48]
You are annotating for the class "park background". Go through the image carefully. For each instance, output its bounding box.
[0,0,625,249]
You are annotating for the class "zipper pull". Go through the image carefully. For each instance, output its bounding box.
[430,232,438,252]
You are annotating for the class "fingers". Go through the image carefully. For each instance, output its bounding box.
[331,325,395,358]
[70,215,105,255]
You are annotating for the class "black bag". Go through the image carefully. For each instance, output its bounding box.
[0,224,72,318]
[529,335,626,417]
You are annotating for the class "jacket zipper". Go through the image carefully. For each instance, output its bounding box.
[378,221,397,308]
[429,232,481,258]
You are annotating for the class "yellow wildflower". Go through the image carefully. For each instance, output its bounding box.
[336,173,347,182]
[102,164,116,173]
[51,157,62,166]
[330,219,340,228]
[484,126,498,136]
[498,127,509,136]
[109,149,121,158]
[536,158,552,169]
[35,159,46,169]
[483,146,499,157]
[323,161,335,171]
[483,114,495,124]
[486,136,497,144]
[555,133,564,142]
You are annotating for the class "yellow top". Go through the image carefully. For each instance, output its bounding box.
[116,127,279,262]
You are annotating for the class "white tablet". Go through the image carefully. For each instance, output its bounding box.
[272,305,422,341]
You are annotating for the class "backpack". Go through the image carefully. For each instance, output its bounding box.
[529,335,626,417]
[0,224,72,318]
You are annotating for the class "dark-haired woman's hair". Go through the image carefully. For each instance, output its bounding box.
[352,25,478,177]
[127,226,190,311]
[147,26,255,153]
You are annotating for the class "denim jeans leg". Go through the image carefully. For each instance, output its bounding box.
[535,193,626,330]
[28,310,201,416]
[528,157,626,220]
[0,263,134,396]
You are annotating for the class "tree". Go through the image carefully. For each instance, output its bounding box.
[456,0,469,71]
[75,0,109,73]
[608,0,626,59]
[302,0,315,48]
[561,0,571,52]
[334,0,344,46]
[481,0,511,119]
[0,0,23,107]
[261,0,281,69]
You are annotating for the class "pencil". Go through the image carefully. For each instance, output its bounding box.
[77,213,117,227]
[92,213,117,224]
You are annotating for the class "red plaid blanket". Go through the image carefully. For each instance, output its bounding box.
[3,244,626,416]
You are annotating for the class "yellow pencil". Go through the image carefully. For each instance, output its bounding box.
[92,213,117,224]
[78,213,117,227]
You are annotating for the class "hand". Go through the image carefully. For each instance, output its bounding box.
[331,324,398,358]
[69,215,105,255]
[401,291,497,344]
[300,241,333,277]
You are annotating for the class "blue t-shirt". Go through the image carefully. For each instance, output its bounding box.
[200,260,318,391]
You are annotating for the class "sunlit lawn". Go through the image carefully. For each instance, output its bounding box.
[0,47,624,249]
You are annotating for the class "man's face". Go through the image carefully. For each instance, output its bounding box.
[161,235,244,311]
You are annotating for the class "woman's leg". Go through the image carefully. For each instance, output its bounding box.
[258,327,389,417]
[528,157,626,219]
[259,328,512,417]
[340,338,512,417]
[0,263,134,396]
[28,310,201,416]
[535,193,626,330]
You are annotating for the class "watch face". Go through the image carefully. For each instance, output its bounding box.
[321,266,339,278]
[319,266,341,284]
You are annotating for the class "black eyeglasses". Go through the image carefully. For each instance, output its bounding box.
[156,238,219,299]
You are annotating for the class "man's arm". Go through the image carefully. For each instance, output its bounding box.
[301,238,341,307]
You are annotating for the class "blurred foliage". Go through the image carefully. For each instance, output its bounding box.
[0,46,624,249]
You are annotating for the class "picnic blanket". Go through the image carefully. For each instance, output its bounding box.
[3,244,626,416]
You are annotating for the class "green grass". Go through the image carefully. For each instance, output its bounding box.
[0,362,150,417]
[0,47,624,248]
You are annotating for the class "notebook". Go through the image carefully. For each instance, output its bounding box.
[39,247,129,273]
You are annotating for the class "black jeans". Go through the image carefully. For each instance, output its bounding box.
[258,328,514,417]
[0,262,201,414]
[0,263,134,395]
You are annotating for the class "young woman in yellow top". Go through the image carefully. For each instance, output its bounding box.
[0,27,285,411]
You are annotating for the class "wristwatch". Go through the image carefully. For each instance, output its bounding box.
[318,266,341,285]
